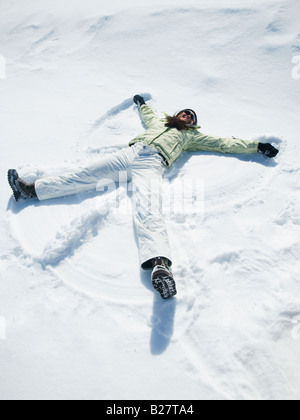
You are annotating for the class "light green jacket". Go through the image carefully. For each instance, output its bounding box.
[129,105,259,166]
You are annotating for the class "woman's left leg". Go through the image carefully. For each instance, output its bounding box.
[130,145,172,270]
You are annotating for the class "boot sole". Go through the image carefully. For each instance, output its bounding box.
[152,277,177,300]
[7,169,21,202]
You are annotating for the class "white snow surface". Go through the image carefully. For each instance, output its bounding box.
[1,0,300,400]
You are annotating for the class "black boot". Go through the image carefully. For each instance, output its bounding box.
[8,169,37,202]
[151,257,177,299]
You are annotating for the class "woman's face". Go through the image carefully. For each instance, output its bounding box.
[178,112,194,125]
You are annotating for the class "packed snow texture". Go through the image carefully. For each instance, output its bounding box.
[0,0,300,400]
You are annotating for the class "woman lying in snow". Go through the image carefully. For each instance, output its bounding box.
[7,95,279,300]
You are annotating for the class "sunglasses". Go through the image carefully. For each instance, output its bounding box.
[182,110,196,122]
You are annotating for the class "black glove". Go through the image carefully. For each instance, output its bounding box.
[258,142,279,158]
[133,95,146,107]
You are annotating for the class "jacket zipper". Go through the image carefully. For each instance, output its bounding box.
[169,142,179,154]
[148,127,179,161]
[148,127,170,146]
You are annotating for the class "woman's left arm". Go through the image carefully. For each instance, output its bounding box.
[185,131,259,154]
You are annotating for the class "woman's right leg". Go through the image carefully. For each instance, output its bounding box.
[35,146,139,201]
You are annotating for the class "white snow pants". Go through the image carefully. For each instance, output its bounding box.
[35,143,172,269]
